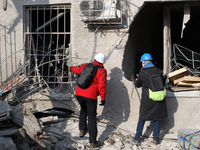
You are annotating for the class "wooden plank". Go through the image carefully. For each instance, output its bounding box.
[174,76,200,84]
[176,81,200,87]
[168,68,189,82]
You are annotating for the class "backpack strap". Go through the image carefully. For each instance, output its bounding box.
[90,65,103,86]
[142,70,151,94]
[142,70,158,95]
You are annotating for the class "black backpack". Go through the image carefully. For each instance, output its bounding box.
[143,70,166,101]
[77,63,102,89]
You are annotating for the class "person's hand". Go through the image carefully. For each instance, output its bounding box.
[69,66,72,71]
[99,100,105,106]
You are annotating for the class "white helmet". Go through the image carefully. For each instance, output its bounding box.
[94,53,106,64]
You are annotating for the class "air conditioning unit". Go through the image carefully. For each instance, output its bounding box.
[79,0,121,22]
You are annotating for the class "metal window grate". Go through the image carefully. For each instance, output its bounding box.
[24,5,71,90]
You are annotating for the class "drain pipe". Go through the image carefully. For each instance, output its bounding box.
[3,0,7,11]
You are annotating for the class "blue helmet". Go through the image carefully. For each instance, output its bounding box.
[140,53,153,62]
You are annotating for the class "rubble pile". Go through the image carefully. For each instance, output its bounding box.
[0,100,182,150]
[0,114,182,150]
[102,130,180,150]
[0,69,187,150]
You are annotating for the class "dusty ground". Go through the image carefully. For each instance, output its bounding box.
[5,115,181,150]
[0,90,183,150]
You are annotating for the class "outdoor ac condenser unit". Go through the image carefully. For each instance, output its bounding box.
[79,0,120,22]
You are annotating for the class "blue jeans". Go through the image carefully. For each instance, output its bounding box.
[135,120,160,140]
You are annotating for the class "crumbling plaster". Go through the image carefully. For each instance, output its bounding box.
[0,0,200,140]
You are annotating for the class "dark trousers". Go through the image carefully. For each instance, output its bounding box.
[76,96,97,143]
[135,120,160,140]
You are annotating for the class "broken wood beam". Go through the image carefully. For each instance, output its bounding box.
[168,67,190,83]
[176,81,200,87]
[174,76,200,85]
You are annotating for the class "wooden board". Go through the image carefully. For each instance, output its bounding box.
[174,76,200,84]
[176,81,200,87]
[168,68,189,82]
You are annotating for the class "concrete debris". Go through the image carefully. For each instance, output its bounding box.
[0,89,182,150]
[0,129,19,137]
[0,102,182,150]
[10,107,45,148]
[0,101,12,121]
[0,137,17,150]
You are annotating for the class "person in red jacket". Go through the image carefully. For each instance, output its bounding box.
[70,53,107,148]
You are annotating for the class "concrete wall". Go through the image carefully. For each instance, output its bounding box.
[0,0,200,139]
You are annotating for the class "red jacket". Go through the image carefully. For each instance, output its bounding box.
[70,61,107,101]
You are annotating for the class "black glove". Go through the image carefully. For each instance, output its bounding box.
[99,100,105,106]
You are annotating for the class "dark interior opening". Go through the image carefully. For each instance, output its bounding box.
[26,6,71,88]
[122,2,163,81]
[172,5,200,52]
[122,2,200,82]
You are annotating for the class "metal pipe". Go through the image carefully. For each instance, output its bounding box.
[3,0,7,11]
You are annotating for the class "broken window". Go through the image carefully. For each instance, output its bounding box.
[24,5,71,89]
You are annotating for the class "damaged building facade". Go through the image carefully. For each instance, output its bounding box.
[0,0,200,149]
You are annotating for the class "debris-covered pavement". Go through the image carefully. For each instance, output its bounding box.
[0,88,181,150]
[0,89,181,150]
[0,111,181,150]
